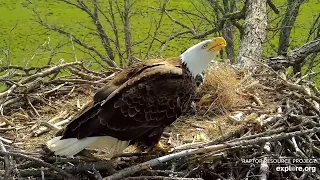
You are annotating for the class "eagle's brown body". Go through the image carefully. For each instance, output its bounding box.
[57,57,197,154]
[47,37,226,157]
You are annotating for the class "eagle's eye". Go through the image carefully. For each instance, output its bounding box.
[202,43,208,49]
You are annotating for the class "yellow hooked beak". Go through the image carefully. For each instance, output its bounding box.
[208,37,227,52]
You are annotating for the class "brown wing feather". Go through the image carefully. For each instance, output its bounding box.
[60,60,195,142]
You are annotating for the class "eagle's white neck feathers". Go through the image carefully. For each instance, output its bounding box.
[180,40,219,77]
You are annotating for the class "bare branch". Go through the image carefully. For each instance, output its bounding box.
[206,0,225,15]
[123,0,133,66]
[306,13,320,42]
[32,10,116,67]
[164,10,196,35]
[191,7,245,39]
[91,0,115,61]
[0,150,74,178]
[144,0,169,59]
[105,0,123,66]
[277,0,305,55]
[267,0,280,14]
[1,21,18,66]
[267,38,320,70]
[105,127,320,180]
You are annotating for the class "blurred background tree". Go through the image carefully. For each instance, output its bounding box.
[0,0,319,84]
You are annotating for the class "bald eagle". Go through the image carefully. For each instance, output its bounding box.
[46,37,226,157]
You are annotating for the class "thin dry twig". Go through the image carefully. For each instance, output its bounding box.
[105,127,320,180]
[0,140,13,178]
[0,150,74,178]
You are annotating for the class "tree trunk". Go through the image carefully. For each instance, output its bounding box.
[276,0,309,77]
[237,0,267,68]
[124,0,132,66]
[222,0,236,63]
[277,0,305,55]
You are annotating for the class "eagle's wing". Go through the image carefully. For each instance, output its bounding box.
[47,60,196,157]
[61,62,195,140]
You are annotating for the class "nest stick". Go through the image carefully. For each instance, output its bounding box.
[42,83,66,95]
[40,121,61,130]
[0,136,12,144]
[26,96,40,117]
[123,177,204,180]
[0,61,82,98]
[0,140,13,178]
[259,142,271,180]
[0,116,15,127]
[0,150,74,178]
[105,127,320,180]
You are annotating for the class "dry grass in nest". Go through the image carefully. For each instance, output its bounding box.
[167,115,245,147]
[198,63,242,114]
[3,87,95,152]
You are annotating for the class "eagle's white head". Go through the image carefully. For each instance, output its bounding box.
[180,37,226,77]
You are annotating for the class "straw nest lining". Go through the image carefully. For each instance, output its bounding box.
[0,61,319,180]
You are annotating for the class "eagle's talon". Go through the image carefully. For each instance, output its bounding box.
[152,142,170,153]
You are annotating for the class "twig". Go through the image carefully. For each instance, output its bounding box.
[0,116,15,127]
[0,61,82,98]
[42,83,66,95]
[26,96,40,117]
[105,127,320,180]
[0,65,48,74]
[41,167,45,180]
[68,67,102,81]
[92,165,103,180]
[0,169,62,179]
[0,140,13,178]
[112,152,149,158]
[0,136,13,144]
[238,92,264,106]
[267,0,280,14]
[259,143,270,180]
[40,121,61,130]
[146,170,184,176]
[123,177,203,180]
[291,137,307,158]
[0,150,74,178]
[46,78,105,86]
[0,127,16,132]
[33,110,69,137]
[172,142,204,151]
[94,73,116,83]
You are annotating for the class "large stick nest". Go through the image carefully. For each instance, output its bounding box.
[0,60,319,180]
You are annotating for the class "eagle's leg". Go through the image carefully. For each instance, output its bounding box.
[134,127,170,153]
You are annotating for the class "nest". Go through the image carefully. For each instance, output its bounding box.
[0,61,319,180]
[198,63,241,114]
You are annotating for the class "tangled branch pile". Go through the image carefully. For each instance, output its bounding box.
[0,61,319,180]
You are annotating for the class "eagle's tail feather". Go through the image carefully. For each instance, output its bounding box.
[46,136,129,158]
[46,136,98,157]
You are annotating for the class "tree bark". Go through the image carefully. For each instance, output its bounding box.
[237,0,267,68]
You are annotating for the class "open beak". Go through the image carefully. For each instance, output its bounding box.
[208,37,227,52]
